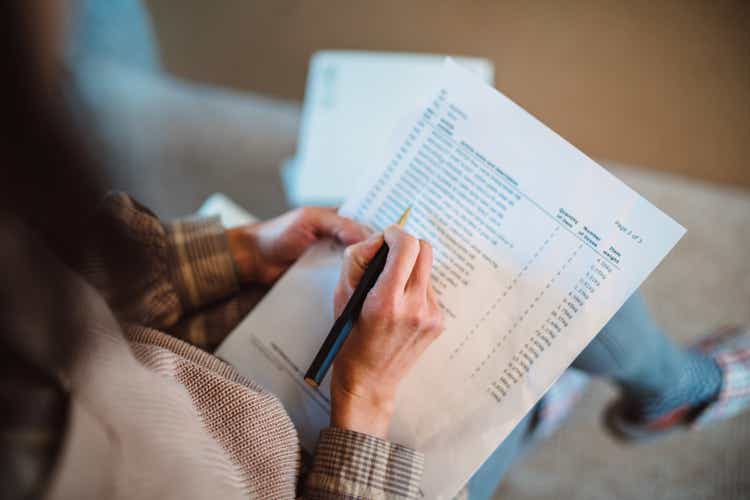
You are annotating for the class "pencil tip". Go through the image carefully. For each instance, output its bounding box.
[397,206,412,227]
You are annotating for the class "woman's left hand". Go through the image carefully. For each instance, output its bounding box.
[227,207,369,285]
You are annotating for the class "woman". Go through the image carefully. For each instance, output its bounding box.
[3,2,749,500]
[1,3,440,499]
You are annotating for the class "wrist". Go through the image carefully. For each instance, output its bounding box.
[226,226,261,283]
[330,380,395,439]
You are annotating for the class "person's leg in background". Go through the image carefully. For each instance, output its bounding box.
[571,291,721,425]
[465,368,590,499]
[466,290,724,499]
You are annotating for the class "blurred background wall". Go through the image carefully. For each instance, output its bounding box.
[144,0,750,188]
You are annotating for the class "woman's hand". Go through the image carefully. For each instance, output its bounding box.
[227,207,369,285]
[330,225,445,438]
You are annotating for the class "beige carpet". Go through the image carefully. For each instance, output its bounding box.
[495,165,750,499]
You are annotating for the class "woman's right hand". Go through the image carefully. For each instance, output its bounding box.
[330,225,445,438]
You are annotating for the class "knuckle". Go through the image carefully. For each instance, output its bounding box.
[428,309,445,336]
[435,305,445,323]
[425,324,441,339]
[404,311,422,330]
[409,302,433,329]
[433,319,445,337]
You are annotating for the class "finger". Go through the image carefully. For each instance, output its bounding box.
[427,282,439,309]
[379,225,420,294]
[305,207,370,245]
[426,285,445,335]
[341,233,384,289]
[406,239,433,296]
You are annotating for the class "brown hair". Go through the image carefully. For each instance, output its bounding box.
[0,4,105,499]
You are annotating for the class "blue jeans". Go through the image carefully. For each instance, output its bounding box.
[467,291,692,499]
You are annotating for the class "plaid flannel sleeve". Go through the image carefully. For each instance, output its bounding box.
[80,193,240,332]
[163,216,240,313]
[304,427,424,499]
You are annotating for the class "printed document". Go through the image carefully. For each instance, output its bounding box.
[217,59,686,499]
[285,50,493,206]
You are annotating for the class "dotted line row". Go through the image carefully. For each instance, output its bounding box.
[471,242,583,378]
[449,225,561,360]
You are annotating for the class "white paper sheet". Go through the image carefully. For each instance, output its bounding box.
[217,59,685,499]
[198,193,257,226]
[286,51,494,206]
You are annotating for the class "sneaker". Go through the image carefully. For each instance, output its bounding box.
[606,325,750,442]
